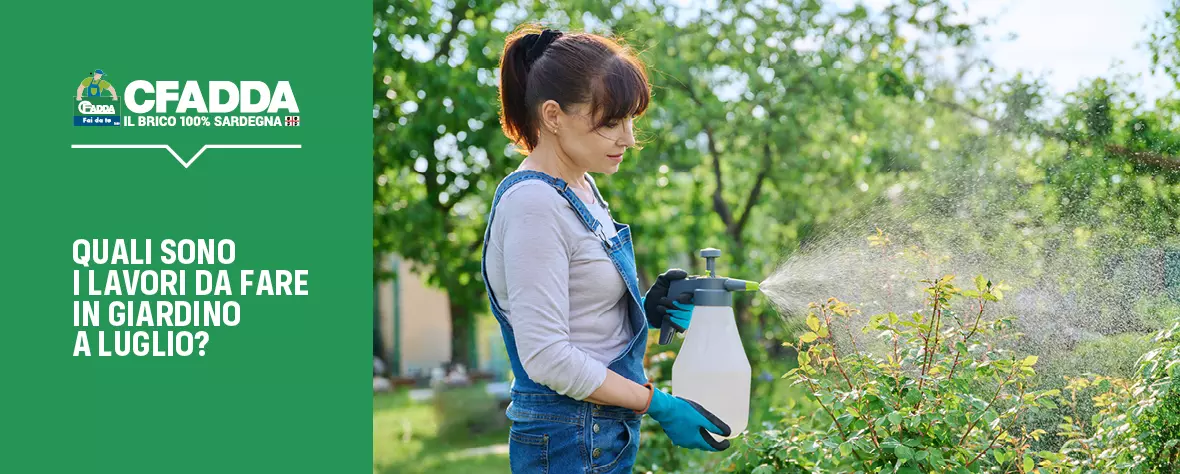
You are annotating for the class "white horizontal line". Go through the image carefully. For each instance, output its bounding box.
[71,144,301,168]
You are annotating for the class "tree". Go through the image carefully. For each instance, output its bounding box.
[373,0,517,367]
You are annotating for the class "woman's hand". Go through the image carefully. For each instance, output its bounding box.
[643,269,695,331]
[642,385,731,451]
[584,374,731,451]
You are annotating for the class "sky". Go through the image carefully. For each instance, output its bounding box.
[836,0,1174,102]
[392,0,1177,104]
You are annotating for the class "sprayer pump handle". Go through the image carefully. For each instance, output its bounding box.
[700,248,721,277]
[658,319,675,345]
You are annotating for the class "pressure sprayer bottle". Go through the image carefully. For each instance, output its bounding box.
[660,248,759,440]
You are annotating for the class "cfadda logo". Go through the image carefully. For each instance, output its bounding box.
[74,69,122,126]
[78,101,116,114]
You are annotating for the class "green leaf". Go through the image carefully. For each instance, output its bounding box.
[888,411,902,427]
[1022,355,1039,367]
[800,332,819,343]
[1023,456,1034,472]
[974,275,987,291]
[894,444,914,460]
[983,410,998,426]
[751,465,775,474]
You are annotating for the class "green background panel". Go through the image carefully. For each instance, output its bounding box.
[1,1,372,472]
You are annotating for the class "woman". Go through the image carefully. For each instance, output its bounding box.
[481,25,732,473]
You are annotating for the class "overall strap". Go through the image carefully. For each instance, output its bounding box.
[583,173,610,210]
[481,170,610,314]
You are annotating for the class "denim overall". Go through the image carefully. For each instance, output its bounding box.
[85,78,103,97]
[481,170,649,474]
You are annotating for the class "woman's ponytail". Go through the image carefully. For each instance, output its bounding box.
[500,27,563,152]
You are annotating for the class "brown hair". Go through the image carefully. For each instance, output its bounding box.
[498,25,651,153]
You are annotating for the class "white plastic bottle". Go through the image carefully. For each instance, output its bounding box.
[671,305,752,440]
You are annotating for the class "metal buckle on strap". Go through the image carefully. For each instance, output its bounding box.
[595,224,613,250]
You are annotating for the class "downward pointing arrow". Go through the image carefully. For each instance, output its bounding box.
[71,144,301,168]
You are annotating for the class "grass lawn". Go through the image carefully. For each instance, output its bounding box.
[373,388,511,474]
[370,366,811,474]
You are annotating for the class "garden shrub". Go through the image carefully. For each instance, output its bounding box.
[727,274,1063,473]
[432,384,506,441]
[720,285,1180,473]
[1020,333,1153,452]
[1044,320,1180,473]
[636,236,1180,473]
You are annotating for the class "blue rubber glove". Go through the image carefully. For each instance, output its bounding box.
[665,300,694,331]
[645,386,732,451]
[643,269,695,331]
[640,297,695,331]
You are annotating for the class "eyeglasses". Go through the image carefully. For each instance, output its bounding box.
[572,113,635,142]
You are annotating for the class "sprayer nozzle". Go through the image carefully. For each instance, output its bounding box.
[723,278,760,292]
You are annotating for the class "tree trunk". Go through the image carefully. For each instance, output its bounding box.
[449,301,476,370]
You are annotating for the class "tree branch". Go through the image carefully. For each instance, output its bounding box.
[673,76,705,107]
[966,384,1028,469]
[928,96,1180,170]
[704,127,736,230]
[928,96,994,124]
[1104,143,1180,170]
[800,374,866,464]
[671,78,733,227]
[733,138,773,238]
[960,368,1018,446]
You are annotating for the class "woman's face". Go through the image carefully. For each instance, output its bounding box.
[548,102,637,174]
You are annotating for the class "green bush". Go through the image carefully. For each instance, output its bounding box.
[1016,333,1153,453]
[432,384,506,442]
[1045,320,1180,472]
[715,275,1180,474]
[637,235,1180,473]
[727,274,1064,473]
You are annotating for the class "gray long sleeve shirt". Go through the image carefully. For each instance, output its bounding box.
[485,177,632,400]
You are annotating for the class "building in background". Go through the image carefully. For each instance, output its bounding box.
[375,254,451,380]
[374,254,509,383]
